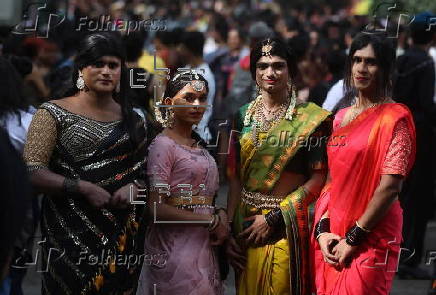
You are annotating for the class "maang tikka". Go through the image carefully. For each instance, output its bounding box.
[261,39,273,58]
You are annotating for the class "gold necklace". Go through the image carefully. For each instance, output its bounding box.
[251,98,288,146]
[341,101,381,127]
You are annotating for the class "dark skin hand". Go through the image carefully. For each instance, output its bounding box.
[110,183,137,208]
[239,170,326,248]
[327,175,404,268]
[238,215,272,247]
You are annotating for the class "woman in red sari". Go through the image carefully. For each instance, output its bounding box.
[312,33,416,294]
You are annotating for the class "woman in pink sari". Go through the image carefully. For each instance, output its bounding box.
[312,33,416,294]
[136,71,228,295]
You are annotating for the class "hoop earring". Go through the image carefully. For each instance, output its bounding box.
[115,82,120,93]
[76,71,85,90]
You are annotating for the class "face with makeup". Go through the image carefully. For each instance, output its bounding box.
[164,81,208,126]
[255,55,289,94]
[351,44,379,94]
[80,55,121,93]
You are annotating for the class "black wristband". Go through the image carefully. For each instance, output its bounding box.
[63,177,79,195]
[345,224,367,246]
[265,208,285,228]
[314,217,330,239]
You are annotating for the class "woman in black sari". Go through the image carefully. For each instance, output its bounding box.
[23,33,147,294]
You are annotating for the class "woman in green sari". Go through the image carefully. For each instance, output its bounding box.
[226,38,332,295]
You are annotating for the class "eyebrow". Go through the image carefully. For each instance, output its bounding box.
[353,55,376,60]
[96,58,120,64]
[257,61,286,65]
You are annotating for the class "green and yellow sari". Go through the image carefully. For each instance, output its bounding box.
[229,101,331,295]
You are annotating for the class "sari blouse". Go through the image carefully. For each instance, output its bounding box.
[335,107,413,177]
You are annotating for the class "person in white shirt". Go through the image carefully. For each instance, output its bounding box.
[322,79,344,111]
[0,57,35,153]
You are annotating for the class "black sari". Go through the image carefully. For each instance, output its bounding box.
[25,102,147,294]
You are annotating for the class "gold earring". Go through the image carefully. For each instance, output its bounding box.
[167,108,174,128]
[256,84,262,96]
[155,98,174,128]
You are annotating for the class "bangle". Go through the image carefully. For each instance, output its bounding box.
[63,178,79,195]
[228,221,234,234]
[356,221,371,233]
[314,217,330,239]
[208,214,220,232]
[263,215,269,227]
[133,179,146,189]
[215,207,227,215]
[264,208,284,228]
[316,232,329,241]
[207,214,216,230]
[345,223,368,246]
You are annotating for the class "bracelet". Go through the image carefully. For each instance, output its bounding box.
[207,214,216,230]
[316,232,329,241]
[208,214,220,232]
[264,208,285,228]
[228,221,234,234]
[263,215,269,227]
[356,221,371,233]
[345,223,368,246]
[133,179,147,189]
[314,217,330,240]
[63,178,79,195]
[215,207,227,215]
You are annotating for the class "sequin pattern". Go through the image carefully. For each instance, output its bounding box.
[381,119,412,176]
[24,102,147,294]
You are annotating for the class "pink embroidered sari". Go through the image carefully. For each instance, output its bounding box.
[312,103,416,295]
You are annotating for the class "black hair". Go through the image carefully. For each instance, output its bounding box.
[0,56,32,121]
[160,71,209,147]
[327,50,346,78]
[7,55,33,77]
[155,30,178,47]
[163,71,209,99]
[344,32,396,101]
[249,37,299,81]
[123,31,147,63]
[211,13,229,42]
[228,26,246,45]
[180,31,205,57]
[410,21,434,45]
[63,32,139,144]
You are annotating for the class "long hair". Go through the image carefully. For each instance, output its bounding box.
[249,37,299,81]
[0,56,32,122]
[64,32,139,144]
[344,32,396,102]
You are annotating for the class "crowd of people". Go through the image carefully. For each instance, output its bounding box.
[0,0,435,294]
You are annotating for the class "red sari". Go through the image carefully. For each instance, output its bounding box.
[312,103,416,295]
